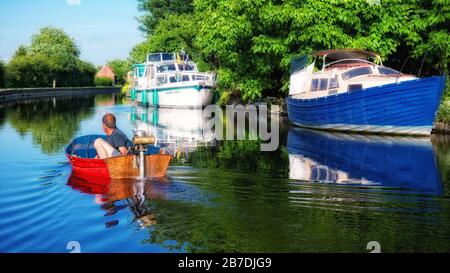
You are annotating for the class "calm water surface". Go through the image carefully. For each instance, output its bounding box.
[0,93,449,253]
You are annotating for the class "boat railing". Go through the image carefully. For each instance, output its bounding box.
[323,58,377,70]
[156,71,215,84]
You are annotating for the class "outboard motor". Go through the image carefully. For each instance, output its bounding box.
[132,130,156,179]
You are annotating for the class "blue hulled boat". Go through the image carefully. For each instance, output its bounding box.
[287,49,446,136]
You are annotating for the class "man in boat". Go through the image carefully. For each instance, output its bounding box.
[94,113,131,159]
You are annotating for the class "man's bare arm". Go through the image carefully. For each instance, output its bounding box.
[119,147,128,155]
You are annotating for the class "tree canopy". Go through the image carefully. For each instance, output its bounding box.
[137,0,194,34]
[5,26,96,88]
[0,60,5,88]
[107,59,131,84]
[132,0,450,101]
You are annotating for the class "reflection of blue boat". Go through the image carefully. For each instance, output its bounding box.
[287,128,443,195]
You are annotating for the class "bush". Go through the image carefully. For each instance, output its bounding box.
[95,77,113,87]
[121,81,131,94]
[0,60,5,88]
[4,27,97,88]
[5,55,53,88]
[107,59,130,85]
[437,79,450,123]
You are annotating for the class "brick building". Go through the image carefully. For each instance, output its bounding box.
[96,65,116,84]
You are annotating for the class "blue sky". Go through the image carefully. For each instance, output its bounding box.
[0,0,145,65]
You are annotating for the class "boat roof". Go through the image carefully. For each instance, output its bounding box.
[313,49,381,60]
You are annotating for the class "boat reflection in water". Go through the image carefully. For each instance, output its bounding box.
[130,106,216,159]
[67,175,167,228]
[287,128,443,196]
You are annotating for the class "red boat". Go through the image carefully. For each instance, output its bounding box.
[66,135,172,180]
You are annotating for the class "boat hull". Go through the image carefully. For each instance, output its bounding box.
[66,135,172,179]
[67,154,172,179]
[287,76,446,136]
[135,85,215,108]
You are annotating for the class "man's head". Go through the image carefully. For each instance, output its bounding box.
[102,113,116,134]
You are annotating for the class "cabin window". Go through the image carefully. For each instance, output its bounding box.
[319,79,328,91]
[186,64,196,71]
[169,75,191,83]
[378,67,400,75]
[329,76,339,89]
[348,84,363,92]
[341,67,372,81]
[156,76,167,86]
[178,64,196,71]
[194,75,207,81]
[161,53,174,61]
[157,64,177,73]
[310,79,319,91]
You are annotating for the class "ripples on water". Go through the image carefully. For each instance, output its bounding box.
[0,94,449,253]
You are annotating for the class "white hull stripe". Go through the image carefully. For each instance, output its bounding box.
[291,122,432,136]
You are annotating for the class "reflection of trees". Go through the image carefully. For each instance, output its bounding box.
[186,140,290,177]
[0,107,5,127]
[6,96,95,154]
[94,93,126,106]
[178,116,291,176]
[433,135,450,194]
[142,172,450,252]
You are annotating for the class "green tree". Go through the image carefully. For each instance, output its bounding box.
[107,59,131,84]
[132,0,449,102]
[137,0,194,34]
[29,26,80,71]
[5,26,96,88]
[130,13,209,68]
[0,60,5,88]
[5,54,53,88]
[194,0,450,101]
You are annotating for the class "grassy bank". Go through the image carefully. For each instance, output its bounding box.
[437,80,450,123]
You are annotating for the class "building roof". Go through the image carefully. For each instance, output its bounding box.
[96,65,115,80]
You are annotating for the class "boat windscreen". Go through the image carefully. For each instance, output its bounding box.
[147,53,175,62]
[290,55,310,74]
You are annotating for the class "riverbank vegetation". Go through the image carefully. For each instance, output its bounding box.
[0,60,5,88]
[107,59,131,85]
[131,0,449,106]
[3,27,97,89]
[94,77,114,87]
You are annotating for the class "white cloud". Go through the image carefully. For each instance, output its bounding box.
[67,0,81,6]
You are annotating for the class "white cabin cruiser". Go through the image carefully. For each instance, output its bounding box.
[130,52,216,108]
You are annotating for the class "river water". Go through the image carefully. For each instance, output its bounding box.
[0,93,449,253]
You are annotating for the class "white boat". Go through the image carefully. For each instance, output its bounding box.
[130,52,216,108]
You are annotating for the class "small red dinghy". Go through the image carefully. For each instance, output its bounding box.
[66,135,172,180]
